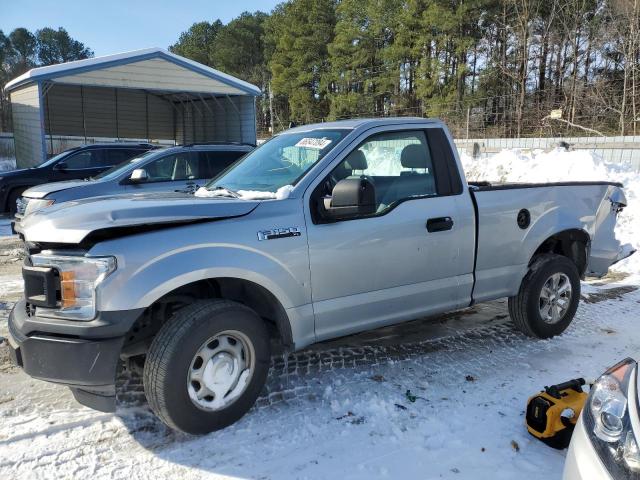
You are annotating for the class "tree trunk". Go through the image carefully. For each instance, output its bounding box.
[538,30,549,95]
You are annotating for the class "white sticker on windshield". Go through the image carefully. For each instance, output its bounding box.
[295,137,333,149]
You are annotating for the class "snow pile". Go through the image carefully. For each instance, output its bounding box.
[460,148,640,276]
[0,157,16,172]
[195,184,294,200]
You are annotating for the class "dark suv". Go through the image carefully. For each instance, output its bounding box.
[14,143,254,224]
[0,143,156,214]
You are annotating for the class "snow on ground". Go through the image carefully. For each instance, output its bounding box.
[0,270,637,479]
[0,147,639,479]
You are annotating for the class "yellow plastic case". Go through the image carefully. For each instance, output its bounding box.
[526,378,588,449]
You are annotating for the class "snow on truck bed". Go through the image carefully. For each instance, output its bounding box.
[0,148,638,479]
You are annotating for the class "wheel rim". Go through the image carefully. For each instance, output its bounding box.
[187,330,255,411]
[539,273,573,324]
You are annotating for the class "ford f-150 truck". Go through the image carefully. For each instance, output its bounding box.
[7,118,633,434]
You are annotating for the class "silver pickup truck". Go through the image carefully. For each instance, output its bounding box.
[7,118,633,434]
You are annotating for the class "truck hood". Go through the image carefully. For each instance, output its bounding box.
[20,193,260,244]
[24,179,95,198]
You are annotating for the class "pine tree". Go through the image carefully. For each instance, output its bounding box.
[326,0,405,119]
[169,21,223,67]
[212,12,268,88]
[266,0,336,124]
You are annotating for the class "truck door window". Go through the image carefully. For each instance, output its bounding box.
[327,130,437,214]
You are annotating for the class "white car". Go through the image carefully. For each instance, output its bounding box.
[564,358,640,479]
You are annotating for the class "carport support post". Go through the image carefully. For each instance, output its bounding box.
[197,93,217,141]
[145,91,150,142]
[182,101,186,144]
[43,82,54,155]
[80,86,87,143]
[176,97,189,144]
[225,95,243,143]
[210,95,230,142]
[114,88,119,140]
[191,102,196,143]
[172,103,177,145]
[187,98,204,143]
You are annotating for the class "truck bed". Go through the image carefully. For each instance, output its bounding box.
[468,181,628,303]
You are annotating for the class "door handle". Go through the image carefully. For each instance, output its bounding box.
[426,216,454,232]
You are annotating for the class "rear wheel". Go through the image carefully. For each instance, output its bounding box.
[143,299,271,434]
[508,254,581,338]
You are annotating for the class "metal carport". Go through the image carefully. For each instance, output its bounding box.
[5,48,261,168]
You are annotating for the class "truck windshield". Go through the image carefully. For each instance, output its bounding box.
[202,129,348,197]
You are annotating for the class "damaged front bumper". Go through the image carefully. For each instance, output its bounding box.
[7,300,143,412]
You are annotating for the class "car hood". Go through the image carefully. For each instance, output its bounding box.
[24,179,95,198]
[20,192,260,244]
[0,168,30,179]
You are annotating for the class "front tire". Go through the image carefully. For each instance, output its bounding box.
[508,254,581,338]
[143,299,271,434]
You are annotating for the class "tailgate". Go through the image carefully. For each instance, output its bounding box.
[588,185,634,276]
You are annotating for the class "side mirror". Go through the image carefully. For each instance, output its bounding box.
[129,168,149,183]
[321,177,376,221]
[54,161,68,172]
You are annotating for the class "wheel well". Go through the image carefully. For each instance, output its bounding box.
[531,229,590,276]
[121,278,293,361]
[5,186,29,212]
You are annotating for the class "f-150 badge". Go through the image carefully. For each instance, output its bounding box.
[257,227,302,241]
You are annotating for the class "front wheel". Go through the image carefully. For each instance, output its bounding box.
[143,299,271,434]
[508,254,581,338]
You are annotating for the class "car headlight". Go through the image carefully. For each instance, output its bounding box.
[585,358,640,476]
[30,254,116,320]
[23,198,55,216]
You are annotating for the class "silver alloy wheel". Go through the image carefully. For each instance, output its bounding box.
[187,330,255,411]
[539,272,573,324]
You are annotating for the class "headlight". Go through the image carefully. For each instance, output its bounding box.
[23,198,55,216]
[30,254,116,320]
[585,358,640,477]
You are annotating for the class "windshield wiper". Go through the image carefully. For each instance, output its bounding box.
[209,185,241,198]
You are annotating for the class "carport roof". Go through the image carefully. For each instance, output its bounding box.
[4,47,261,96]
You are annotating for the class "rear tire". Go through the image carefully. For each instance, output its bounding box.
[508,254,581,338]
[143,299,271,434]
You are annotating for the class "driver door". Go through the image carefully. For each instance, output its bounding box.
[305,128,473,341]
